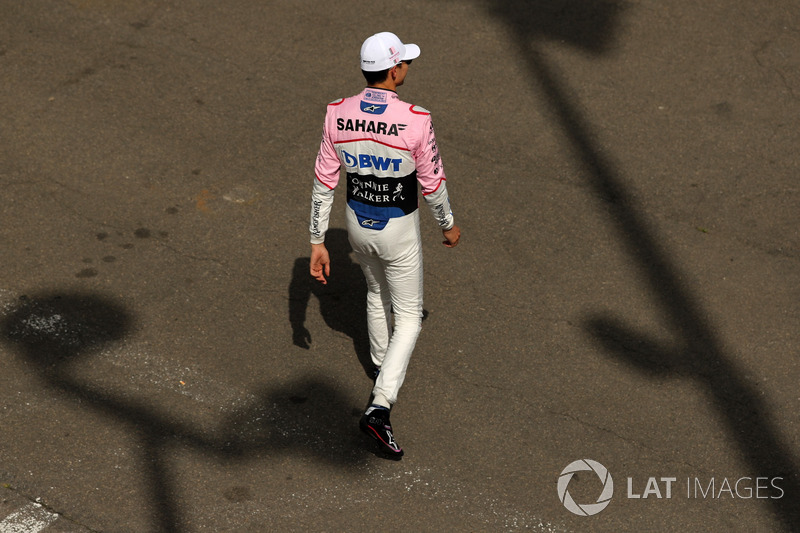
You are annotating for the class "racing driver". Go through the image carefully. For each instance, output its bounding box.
[308,31,461,458]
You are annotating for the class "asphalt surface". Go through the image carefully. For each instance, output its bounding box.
[1,0,798,531]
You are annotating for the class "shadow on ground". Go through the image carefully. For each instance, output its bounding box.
[1,291,371,533]
[289,228,373,377]
[289,227,429,380]
[483,0,799,529]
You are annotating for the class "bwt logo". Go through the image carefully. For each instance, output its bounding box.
[342,150,402,172]
[557,459,614,516]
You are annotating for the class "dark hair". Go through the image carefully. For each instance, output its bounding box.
[362,68,390,85]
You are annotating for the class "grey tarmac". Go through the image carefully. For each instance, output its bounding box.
[1,0,798,531]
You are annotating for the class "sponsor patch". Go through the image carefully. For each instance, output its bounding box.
[336,118,406,136]
[356,213,387,230]
[364,90,388,103]
[360,101,387,114]
[342,150,402,172]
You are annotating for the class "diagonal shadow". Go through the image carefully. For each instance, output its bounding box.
[1,291,370,533]
[484,0,799,528]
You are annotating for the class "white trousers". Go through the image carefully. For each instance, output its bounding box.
[346,207,423,407]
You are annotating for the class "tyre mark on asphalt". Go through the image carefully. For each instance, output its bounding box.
[0,503,58,533]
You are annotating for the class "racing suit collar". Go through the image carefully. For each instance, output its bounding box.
[365,86,396,94]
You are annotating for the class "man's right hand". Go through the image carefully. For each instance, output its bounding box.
[310,243,330,284]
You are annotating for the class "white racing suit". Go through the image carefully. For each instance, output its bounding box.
[310,87,454,407]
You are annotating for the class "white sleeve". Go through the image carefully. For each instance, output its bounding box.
[309,178,335,244]
[422,180,454,230]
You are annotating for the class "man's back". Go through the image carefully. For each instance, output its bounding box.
[315,87,445,231]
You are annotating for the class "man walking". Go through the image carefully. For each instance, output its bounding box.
[309,31,460,458]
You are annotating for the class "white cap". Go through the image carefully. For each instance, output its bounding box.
[360,32,421,72]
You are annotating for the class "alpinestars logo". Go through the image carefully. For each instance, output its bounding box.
[386,430,398,449]
[558,459,614,516]
[360,101,388,115]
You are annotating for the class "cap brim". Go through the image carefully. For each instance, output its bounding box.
[403,43,420,61]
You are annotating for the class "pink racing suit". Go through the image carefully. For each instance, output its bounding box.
[310,87,454,407]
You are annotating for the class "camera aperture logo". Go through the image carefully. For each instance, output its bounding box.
[558,459,614,516]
